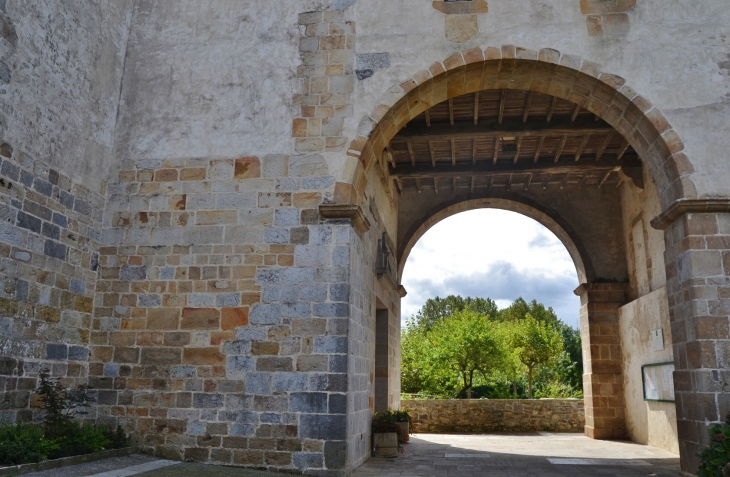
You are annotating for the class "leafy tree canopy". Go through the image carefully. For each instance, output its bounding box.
[413,295,499,331]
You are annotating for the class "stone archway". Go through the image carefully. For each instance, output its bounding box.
[339,45,694,211]
[330,46,714,473]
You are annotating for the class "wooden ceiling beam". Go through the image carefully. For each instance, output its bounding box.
[514,137,523,164]
[523,92,533,123]
[547,96,558,123]
[492,137,500,165]
[498,90,506,125]
[393,116,613,141]
[617,140,631,160]
[596,132,613,161]
[472,139,477,166]
[575,135,590,162]
[425,109,431,127]
[571,103,581,122]
[451,139,456,166]
[390,160,635,178]
[428,140,436,167]
[449,98,454,126]
[554,135,568,163]
[525,173,533,190]
[533,136,545,163]
[474,92,480,126]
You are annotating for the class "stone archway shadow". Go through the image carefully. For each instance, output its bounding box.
[397,192,592,284]
[339,45,695,211]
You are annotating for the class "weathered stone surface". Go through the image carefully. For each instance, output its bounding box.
[402,399,586,433]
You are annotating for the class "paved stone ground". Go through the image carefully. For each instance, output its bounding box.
[18,433,683,477]
[351,432,683,477]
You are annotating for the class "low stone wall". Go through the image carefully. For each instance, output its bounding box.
[401,399,585,433]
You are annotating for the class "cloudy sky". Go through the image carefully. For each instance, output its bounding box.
[400,209,582,329]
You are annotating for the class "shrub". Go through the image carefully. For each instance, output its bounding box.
[35,371,94,432]
[0,423,58,465]
[698,413,730,477]
[49,422,112,459]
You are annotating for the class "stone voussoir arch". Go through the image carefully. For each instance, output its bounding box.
[398,193,593,284]
[342,45,696,210]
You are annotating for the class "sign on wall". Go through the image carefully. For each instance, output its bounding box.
[642,362,675,403]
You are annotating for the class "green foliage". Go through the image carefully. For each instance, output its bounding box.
[35,371,94,431]
[374,410,411,423]
[402,296,582,399]
[413,295,498,331]
[0,423,59,465]
[698,413,730,477]
[511,314,564,399]
[49,422,112,459]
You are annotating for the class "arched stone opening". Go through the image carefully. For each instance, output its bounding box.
[339,45,695,211]
[397,194,591,284]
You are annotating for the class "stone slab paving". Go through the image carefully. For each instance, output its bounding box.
[351,432,683,477]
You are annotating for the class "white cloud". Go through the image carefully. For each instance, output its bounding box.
[400,209,581,328]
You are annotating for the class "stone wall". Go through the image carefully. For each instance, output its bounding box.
[401,399,585,434]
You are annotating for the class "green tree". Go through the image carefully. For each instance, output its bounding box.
[511,314,564,399]
[427,310,506,398]
[413,295,498,331]
[499,297,559,327]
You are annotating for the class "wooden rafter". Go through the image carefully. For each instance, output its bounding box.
[472,139,477,165]
[507,174,514,191]
[474,92,480,125]
[394,176,403,194]
[514,137,523,164]
[571,103,581,122]
[492,137,500,165]
[451,139,457,166]
[407,141,415,167]
[425,109,431,127]
[449,98,454,126]
[390,159,637,178]
[428,140,435,167]
[525,173,533,190]
[498,90,506,125]
[415,177,422,194]
[554,135,568,163]
[575,135,590,162]
[533,136,545,163]
[596,132,613,161]
[523,92,533,123]
[617,140,631,160]
[547,96,558,123]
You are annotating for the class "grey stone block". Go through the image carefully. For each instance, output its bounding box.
[256,357,293,372]
[256,269,282,285]
[282,267,315,285]
[52,212,68,228]
[333,246,350,266]
[310,373,347,392]
[216,293,240,307]
[187,421,205,435]
[15,279,28,302]
[19,170,33,187]
[226,356,254,378]
[293,453,324,469]
[193,393,223,408]
[290,392,327,413]
[356,52,391,70]
[69,278,86,296]
[229,423,255,437]
[138,294,161,307]
[324,441,347,469]
[273,373,308,392]
[44,240,66,260]
[34,178,53,197]
[313,303,349,318]
[329,284,349,302]
[120,265,146,281]
[59,190,75,209]
[300,284,328,302]
[73,199,91,215]
[309,226,332,245]
[188,293,215,307]
[314,336,347,353]
[103,364,120,377]
[281,302,311,318]
[274,208,300,226]
[253,395,288,412]
[328,394,347,414]
[289,154,328,177]
[260,413,281,423]
[235,411,259,424]
[300,414,346,440]
[235,328,267,341]
[0,223,26,248]
[217,193,256,209]
[245,373,271,395]
[262,155,289,178]
[249,304,281,325]
[17,211,41,233]
[46,343,68,360]
[265,227,289,244]
[160,267,175,280]
[261,287,281,302]
[68,346,89,361]
[41,222,60,240]
[172,365,196,378]
[295,245,331,267]
[302,176,335,190]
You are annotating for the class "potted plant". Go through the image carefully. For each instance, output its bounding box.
[392,410,412,442]
[698,411,730,476]
[372,414,405,457]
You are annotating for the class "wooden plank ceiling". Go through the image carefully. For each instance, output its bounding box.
[387,90,641,194]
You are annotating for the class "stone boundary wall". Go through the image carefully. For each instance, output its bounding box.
[402,399,585,433]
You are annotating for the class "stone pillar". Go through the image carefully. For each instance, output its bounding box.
[374,309,389,412]
[651,201,730,473]
[575,282,629,440]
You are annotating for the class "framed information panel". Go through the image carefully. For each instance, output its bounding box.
[641,361,675,403]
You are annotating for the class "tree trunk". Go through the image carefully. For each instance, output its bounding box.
[528,366,534,399]
[512,380,517,397]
